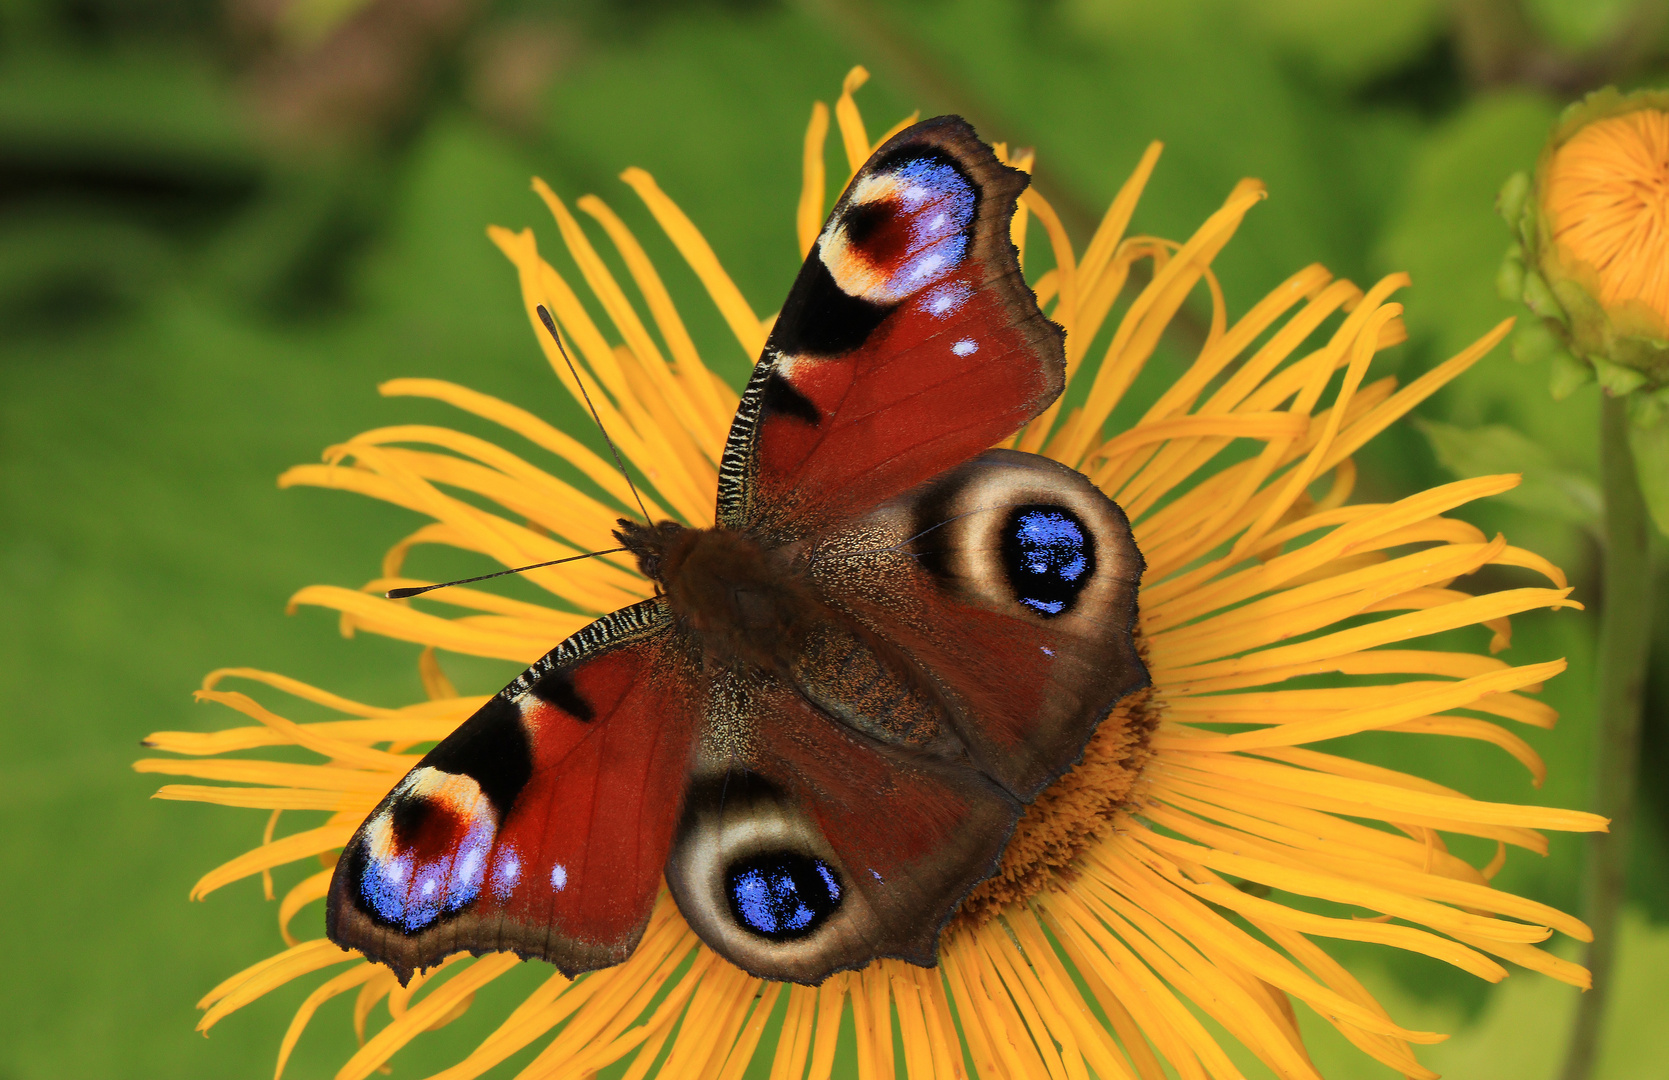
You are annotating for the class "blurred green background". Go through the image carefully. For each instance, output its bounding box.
[5,0,1669,1076]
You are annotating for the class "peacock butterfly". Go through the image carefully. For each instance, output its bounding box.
[326,116,1148,985]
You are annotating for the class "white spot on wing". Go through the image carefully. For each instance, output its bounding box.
[550,863,568,892]
[952,339,978,357]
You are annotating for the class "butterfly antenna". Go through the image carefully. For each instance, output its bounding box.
[536,305,654,525]
[385,547,627,599]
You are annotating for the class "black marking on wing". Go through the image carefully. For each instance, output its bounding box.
[423,694,533,816]
[762,369,821,426]
[770,252,892,357]
[529,669,596,722]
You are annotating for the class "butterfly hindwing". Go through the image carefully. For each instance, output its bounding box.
[809,449,1148,801]
[327,600,699,982]
[718,115,1064,539]
[664,673,1018,984]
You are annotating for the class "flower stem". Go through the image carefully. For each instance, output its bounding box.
[1561,391,1655,1080]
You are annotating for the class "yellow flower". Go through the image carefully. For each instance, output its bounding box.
[142,67,1605,1080]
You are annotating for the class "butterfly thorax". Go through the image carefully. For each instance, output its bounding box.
[615,517,812,673]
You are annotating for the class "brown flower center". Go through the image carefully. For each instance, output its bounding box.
[949,638,1159,930]
[1546,108,1669,323]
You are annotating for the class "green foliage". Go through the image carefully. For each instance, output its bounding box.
[1416,417,1602,526]
[5,0,1669,1076]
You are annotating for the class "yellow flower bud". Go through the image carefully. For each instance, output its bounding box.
[1509,87,1669,395]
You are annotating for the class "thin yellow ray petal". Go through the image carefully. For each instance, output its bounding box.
[523,259,714,523]
[352,969,398,1047]
[275,965,382,1080]
[135,759,391,792]
[938,944,1003,1080]
[1135,842,1506,980]
[1151,799,1588,939]
[190,691,410,771]
[336,954,520,1080]
[1077,142,1165,318]
[946,932,1060,1080]
[198,668,394,717]
[1445,931,1591,988]
[344,424,636,544]
[534,188,717,497]
[799,101,831,258]
[1162,682,1556,730]
[846,964,880,1080]
[1061,182,1267,468]
[619,167,765,361]
[1130,815,1560,943]
[1152,755,1548,851]
[315,441,643,608]
[887,965,937,1080]
[916,968,968,1080]
[1153,776,1497,884]
[1022,187,1080,341]
[279,871,332,947]
[1004,910,1137,1080]
[1321,318,1515,473]
[534,927,710,1075]
[1096,843,1470,1038]
[1151,661,1563,753]
[715,982,785,1080]
[652,964,751,1080]
[198,939,360,1031]
[1037,901,1203,1080]
[977,924,1088,1080]
[769,984,817,1080]
[1160,750,1604,833]
[492,228,667,487]
[611,343,722,496]
[198,938,353,1012]
[1152,587,1579,688]
[144,710,472,757]
[1257,925,1440,1080]
[1039,890,1246,1080]
[1389,716,1547,783]
[1231,305,1395,559]
[1070,870,1321,1080]
[192,824,356,901]
[835,65,871,174]
[1151,536,1514,665]
[1091,264,1338,498]
[287,585,558,663]
[378,376,669,520]
[154,785,364,812]
[805,975,847,1080]
[576,196,728,450]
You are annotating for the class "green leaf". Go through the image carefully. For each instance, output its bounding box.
[1415,418,1602,526]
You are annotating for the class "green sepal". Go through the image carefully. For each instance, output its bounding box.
[1497,243,1526,302]
[1497,171,1530,226]
[1626,410,1669,538]
[1551,350,1594,400]
[1593,355,1648,396]
[1512,319,1563,365]
[1521,269,1567,324]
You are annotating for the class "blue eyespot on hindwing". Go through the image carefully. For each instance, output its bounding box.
[1001,504,1096,617]
[725,851,844,941]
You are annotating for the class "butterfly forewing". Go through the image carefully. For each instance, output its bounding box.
[717,116,1065,540]
[327,600,699,982]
